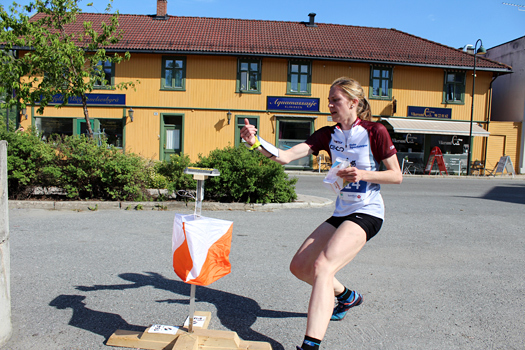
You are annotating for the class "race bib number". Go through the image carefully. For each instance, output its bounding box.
[340,180,368,201]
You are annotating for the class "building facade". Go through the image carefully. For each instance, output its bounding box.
[19,1,515,174]
[486,36,525,174]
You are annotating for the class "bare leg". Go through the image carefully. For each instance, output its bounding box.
[290,221,367,340]
[290,223,358,295]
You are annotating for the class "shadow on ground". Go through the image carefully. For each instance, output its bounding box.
[50,271,306,349]
[458,183,525,205]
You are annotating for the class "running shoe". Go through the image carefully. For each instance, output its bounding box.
[330,291,363,321]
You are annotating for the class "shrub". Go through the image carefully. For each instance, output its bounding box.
[153,153,196,192]
[0,127,60,199]
[52,135,149,201]
[1,129,297,203]
[194,145,297,203]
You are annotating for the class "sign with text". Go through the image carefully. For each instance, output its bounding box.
[494,156,515,177]
[425,146,448,175]
[50,93,126,106]
[267,96,320,112]
[408,106,452,119]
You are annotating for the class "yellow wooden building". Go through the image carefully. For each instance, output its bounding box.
[20,1,517,174]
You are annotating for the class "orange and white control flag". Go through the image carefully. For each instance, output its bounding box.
[172,214,233,286]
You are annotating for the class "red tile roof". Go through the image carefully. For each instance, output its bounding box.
[31,13,511,72]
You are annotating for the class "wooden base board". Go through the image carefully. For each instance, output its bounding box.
[106,311,272,350]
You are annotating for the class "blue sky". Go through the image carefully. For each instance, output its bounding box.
[2,0,525,50]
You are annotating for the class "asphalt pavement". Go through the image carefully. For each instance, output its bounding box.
[3,174,525,350]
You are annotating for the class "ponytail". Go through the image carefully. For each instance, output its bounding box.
[357,97,372,121]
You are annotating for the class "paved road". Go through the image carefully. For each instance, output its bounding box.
[3,175,525,350]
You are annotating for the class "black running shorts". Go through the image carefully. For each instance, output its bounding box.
[325,213,383,241]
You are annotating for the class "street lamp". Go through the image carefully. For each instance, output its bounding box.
[467,39,486,176]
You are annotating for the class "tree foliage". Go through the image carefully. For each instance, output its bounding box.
[0,0,137,136]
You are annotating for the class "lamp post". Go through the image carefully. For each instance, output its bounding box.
[467,39,486,176]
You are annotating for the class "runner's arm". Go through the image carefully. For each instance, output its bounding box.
[240,118,313,165]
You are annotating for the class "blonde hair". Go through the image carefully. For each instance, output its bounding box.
[331,77,372,121]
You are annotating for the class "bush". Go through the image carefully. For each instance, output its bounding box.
[52,135,149,201]
[194,145,297,203]
[0,127,60,199]
[152,153,196,192]
[1,129,297,203]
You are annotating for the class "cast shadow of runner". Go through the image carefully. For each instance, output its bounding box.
[75,271,305,350]
[49,295,146,342]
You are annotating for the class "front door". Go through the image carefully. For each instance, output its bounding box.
[161,115,183,161]
[77,119,94,136]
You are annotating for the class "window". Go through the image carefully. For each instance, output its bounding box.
[43,67,69,90]
[370,66,392,99]
[97,119,124,148]
[93,60,114,89]
[277,118,314,169]
[237,59,261,93]
[235,116,259,147]
[443,71,465,104]
[35,117,123,148]
[287,61,311,95]
[162,56,186,90]
[35,117,74,141]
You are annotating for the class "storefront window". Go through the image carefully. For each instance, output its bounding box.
[391,133,424,173]
[432,134,468,175]
[98,119,123,148]
[390,131,470,175]
[35,117,73,141]
[277,118,313,168]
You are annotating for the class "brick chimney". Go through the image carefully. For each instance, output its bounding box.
[157,0,167,17]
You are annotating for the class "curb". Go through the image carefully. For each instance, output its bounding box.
[8,194,334,212]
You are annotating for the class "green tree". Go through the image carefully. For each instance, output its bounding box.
[0,0,137,137]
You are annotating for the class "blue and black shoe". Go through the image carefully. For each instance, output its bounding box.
[330,291,363,321]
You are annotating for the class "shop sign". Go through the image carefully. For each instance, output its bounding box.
[407,106,451,119]
[438,135,463,146]
[50,93,126,105]
[392,133,417,144]
[267,96,320,112]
